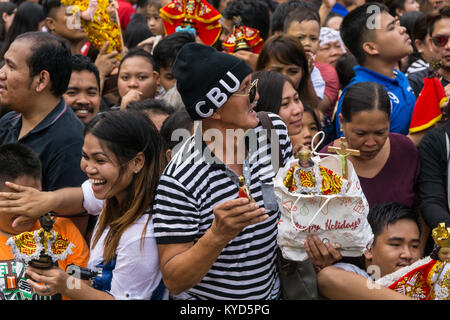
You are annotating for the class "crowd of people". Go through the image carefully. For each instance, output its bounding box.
[0,0,448,301]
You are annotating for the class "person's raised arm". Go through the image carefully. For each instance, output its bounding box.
[94,41,120,94]
[318,0,335,27]
[317,266,415,300]
[0,181,85,227]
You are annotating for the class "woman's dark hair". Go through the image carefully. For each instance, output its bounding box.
[341,82,391,122]
[124,14,153,49]
[118,47,156,72]
[86,109,164,263]
[256,34,312,106]
[0,2,17,42]
[385,0,407,17]
[127,98,175,115]
[303,103,321,131]
[335,52,358,90]
[0,2,44,59]
[252,70,296,115]
[400,11,423,71]
[160,110,194,152]
[411,12,427,42]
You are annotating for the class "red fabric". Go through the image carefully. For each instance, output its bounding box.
[409,76,447,133]
[160,0,222,46]
[388,259,436,299]
[80,41,90,56]
[314,61,340,117]
[223,25,263,54]
[117,0,136,30]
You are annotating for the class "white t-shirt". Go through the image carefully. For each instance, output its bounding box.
[333,262,370,279]
[81,180,104,216]
[81,180,166,300]
[311,66,325,100]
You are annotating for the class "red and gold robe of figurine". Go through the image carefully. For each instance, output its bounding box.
[160,0,222,46]
[223,24,263,54]
[377,222,450,300]
[283,149,345,195]
[7,220,74,267]
[238,176,255,203]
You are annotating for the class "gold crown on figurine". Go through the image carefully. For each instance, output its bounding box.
[296,149,312,162]
[432,222,450,248]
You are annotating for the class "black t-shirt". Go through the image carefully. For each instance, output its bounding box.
[0,98,87,191]
[408,67,450,97]
[418,123,450,229]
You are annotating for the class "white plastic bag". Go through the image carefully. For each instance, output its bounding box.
[275,144,373,262]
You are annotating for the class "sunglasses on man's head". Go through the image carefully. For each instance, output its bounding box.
[233,79,258,104]
[431,35,450,47]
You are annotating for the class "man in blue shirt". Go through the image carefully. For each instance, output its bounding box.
[335,2,416,136]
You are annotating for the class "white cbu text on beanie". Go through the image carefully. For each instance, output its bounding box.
[172,42,253,121]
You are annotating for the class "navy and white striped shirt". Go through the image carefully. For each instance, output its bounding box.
[153,113,293,300]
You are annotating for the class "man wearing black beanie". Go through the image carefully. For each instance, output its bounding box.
[153,42,294,299]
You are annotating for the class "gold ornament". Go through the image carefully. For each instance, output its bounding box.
[432,222,450,248]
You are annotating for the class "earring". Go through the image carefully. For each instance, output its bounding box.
[134,170,138,174]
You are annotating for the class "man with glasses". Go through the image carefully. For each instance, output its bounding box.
[152,43,293,299]
[417,5,450,254]
[427,5,450,97]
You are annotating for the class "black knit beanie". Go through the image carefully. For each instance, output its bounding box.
[173,42,253,120]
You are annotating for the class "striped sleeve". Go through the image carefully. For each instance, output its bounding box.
[153,173,200,244]
[267,112,294,166]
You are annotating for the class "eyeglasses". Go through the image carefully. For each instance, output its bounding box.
[233,79,259,104]
[431,35,450,47]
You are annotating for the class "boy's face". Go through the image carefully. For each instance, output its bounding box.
[159,66,176,92]
[285,20,320,56]
[364,219,421,278]
[46,6,86,43]
[368,11,412,64]
[0,176,41,236]
[146,5,165,36]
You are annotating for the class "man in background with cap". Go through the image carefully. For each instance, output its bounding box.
[152,42,293,299]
